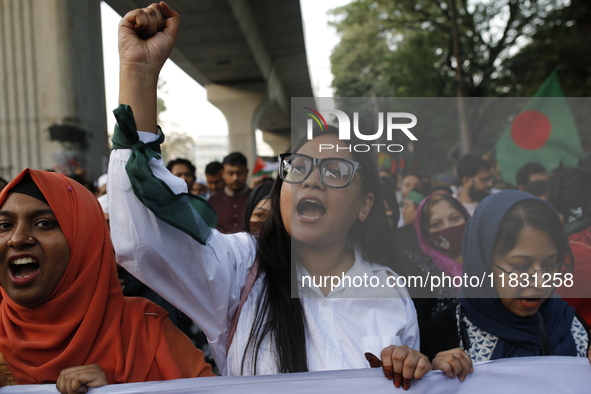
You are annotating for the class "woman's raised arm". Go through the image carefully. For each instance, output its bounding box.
[118,1,179,133]
[109,2,256,373]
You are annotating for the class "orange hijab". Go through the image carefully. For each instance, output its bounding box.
[0,169,183,384]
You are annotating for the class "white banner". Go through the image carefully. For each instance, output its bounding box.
[3,356,590,393]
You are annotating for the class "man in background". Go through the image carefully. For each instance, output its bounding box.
[205,161,224,197]
[454,154,493,215]
[516,162,548,190]
[208,152,252,233]
[167,158,197,192]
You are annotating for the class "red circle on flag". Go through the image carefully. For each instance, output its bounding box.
[510,110,551,150]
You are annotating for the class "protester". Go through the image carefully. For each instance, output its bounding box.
[417,193,470,279]
[110,3,441,388]
[422,191,590,381]
[102,167,216,372]
[207,152,252,233]
[516,162,548,191]
[191,178,208,197]
[454,154,494,215]
[95,174,108,197]
[167,158,196,192]
[244,181,273,235]
[406,193,470,327]
[546,162,591,325]
[399,174,423,200]
[205,161,224,197]
[0,169,214,392]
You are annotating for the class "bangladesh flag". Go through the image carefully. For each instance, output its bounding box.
[496,71,584,184]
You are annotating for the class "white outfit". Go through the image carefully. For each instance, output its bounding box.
[109,132,420,376]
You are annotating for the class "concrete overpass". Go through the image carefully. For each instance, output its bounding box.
[0,0,313,181]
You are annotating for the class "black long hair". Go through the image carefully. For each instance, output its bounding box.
[241,126,397,374]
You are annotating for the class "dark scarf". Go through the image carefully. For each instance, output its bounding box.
[459,190,576,359]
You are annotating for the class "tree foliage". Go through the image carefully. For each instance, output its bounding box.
[330,0,569,98]
[329,0,590,175]
[502,0,591,97]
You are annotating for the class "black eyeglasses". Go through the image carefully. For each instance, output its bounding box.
[278,153,361,189]
[494,263,565,276]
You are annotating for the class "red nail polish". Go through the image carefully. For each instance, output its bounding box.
[393,373,402,388]
[403,378,411,390]
[384,365,394,380]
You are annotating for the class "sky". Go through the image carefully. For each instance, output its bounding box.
[100,0,352,153]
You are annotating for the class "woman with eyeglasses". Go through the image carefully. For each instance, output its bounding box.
[108,2,439,388]
[421,190,590,382]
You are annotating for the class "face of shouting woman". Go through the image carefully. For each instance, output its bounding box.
[492,226,558,317]
[0,193,70,308]
[279,134,374,250]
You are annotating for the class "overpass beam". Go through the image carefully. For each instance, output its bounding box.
[261,130,291,156]
[206,83,267,169]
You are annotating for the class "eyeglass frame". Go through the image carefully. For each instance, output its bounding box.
[278,153,362,189]
[493,262,566,277]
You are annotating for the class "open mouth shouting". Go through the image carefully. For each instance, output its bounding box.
[296,197,326,221]
[516,297,544,310]
[8,254,40,286]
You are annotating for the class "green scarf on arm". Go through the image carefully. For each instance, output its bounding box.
[111,104,217,244]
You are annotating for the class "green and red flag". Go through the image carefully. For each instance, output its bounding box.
[252,156,279,176]
[496,71,584,184]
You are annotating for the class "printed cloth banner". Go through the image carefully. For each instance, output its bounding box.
[3,356,589,393]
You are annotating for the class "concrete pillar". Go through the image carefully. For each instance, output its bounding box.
[261,129,290,156]
[206,82,267,170]
[0,0,108,181]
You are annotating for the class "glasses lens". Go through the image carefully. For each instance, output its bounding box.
[281,155,312,183]
[320,159,354,187]
[511,265,533,275]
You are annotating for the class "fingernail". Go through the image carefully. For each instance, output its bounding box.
[403,378,411,390]
[393,372,402,388]
[364,353,382,368]
[161,1,175,13]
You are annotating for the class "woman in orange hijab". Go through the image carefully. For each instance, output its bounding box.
[0,169,214,393]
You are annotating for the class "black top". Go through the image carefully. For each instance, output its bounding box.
[420,304,459,360]
[397,225,422,254]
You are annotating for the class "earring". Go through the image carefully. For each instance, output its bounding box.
[28,237,34,242]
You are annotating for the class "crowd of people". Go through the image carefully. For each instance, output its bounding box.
[0,2,589,393]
